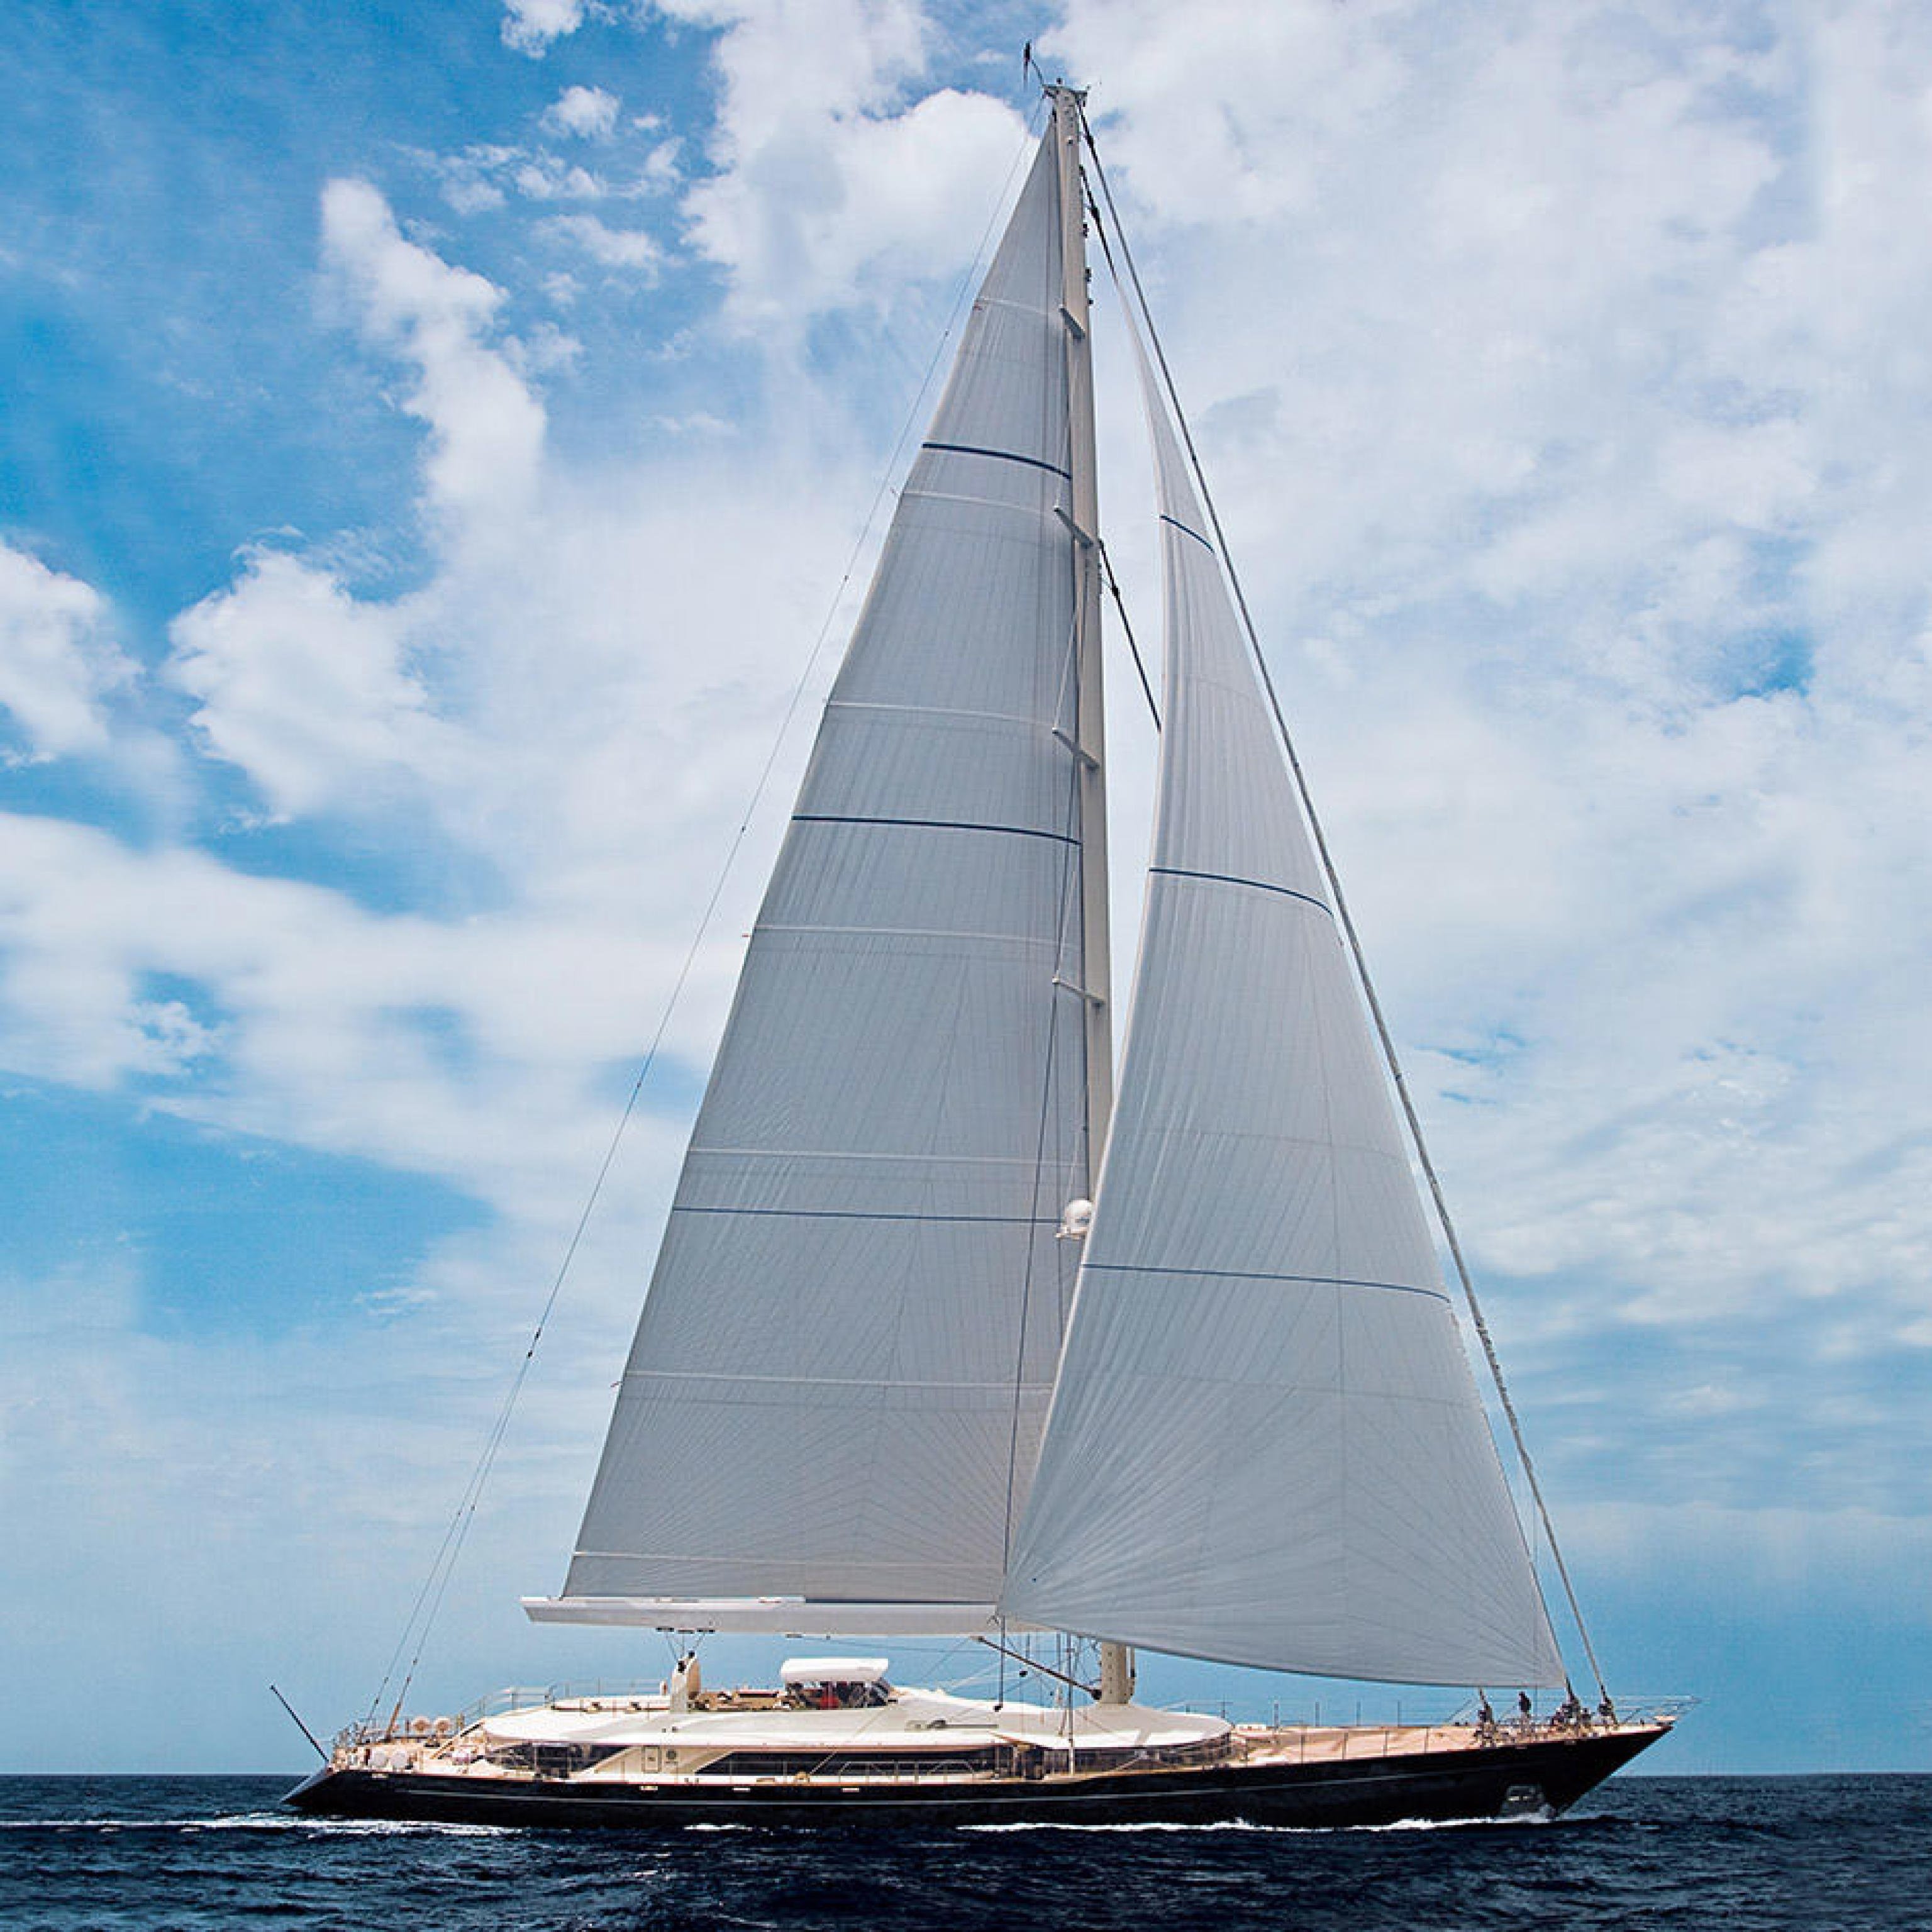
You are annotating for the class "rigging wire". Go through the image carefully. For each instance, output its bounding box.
[362,106,1053,1731]
[1097,538,1161,729]
[1078,104,1609,1706]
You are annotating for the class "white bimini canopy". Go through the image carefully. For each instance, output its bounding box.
[780,1657,890,1685]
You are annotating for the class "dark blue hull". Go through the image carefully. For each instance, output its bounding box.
[286,1723,1665,1831]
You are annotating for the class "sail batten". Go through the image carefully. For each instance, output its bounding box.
[1001,318,1567,1689]
[550,128,1091,1623]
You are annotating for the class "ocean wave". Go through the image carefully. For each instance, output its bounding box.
[961,1811,1556,1835]
[0,1813,509,1837]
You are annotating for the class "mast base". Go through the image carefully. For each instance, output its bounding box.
[1096,1641,1136,1704]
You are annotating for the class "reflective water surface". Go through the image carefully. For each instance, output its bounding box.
[1,1774,1922,1931]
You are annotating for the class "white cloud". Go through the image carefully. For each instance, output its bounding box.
[0,1215,650,1767]
[692,86,1030,319]
[506,319,584,376]
[541,211,663,270]
[441,173,507,216]
[319,178,546,521]
[543,83,621,140]
[639,136,683,191]
[660,0,928,149]
[429,142,519,215]
[167,549,455,820]
[511,157,606,201]
[655,0,1030,321]
[0,806,674,1202]
[0,540,134,759]
[430,138,679,217]
[110,178,892,1206]
[501,0,584,57]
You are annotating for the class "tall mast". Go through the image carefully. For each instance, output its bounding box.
[1048,85,1111,1182]
[1046,82,1133,1709]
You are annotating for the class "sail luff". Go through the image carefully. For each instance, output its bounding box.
[1002,309,1567,1689]
[541,128,1094,1631]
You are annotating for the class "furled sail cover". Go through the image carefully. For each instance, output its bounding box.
[1002,333,1565,1687]
[552,133,1091,1624]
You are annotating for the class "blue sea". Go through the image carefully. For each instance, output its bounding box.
[0,1774,1924,1930]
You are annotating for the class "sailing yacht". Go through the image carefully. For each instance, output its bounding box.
[288,87,1670,1830]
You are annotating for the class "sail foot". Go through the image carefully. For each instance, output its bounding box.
[523,1597,1026,1637]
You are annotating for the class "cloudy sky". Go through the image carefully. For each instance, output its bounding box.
[3,0,1928,1776]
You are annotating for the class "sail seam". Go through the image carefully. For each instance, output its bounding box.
[826,699,1046,728]
[901,487,1070,519]
[923,438,1073,480]
[793,813,1077,847]
[1148,865,1332,913]
[757,924,1062,945]
[1082,1262,1450,1304]
[619,1371,1052,1391]
[1159,511,1214,551]
[689,1147,1079,1167]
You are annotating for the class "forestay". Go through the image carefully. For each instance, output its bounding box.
[535,131,1094,1629]
[1002,323,1567,1689]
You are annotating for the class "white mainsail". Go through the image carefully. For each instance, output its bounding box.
[1000,324,1567,1689]
[537,130,1097,1630]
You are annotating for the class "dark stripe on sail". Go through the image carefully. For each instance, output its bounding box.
[795,813,1077,847]
[1084,1262,1450,1304]
[1150,865,1331,914]
[677,1208,1062,1226]
[923,440,1074,480]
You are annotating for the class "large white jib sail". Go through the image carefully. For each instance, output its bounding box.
[1000,318,1565,1688]
[531,126,1099,1633]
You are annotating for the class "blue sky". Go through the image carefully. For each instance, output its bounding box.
[4,0,1930,1776]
